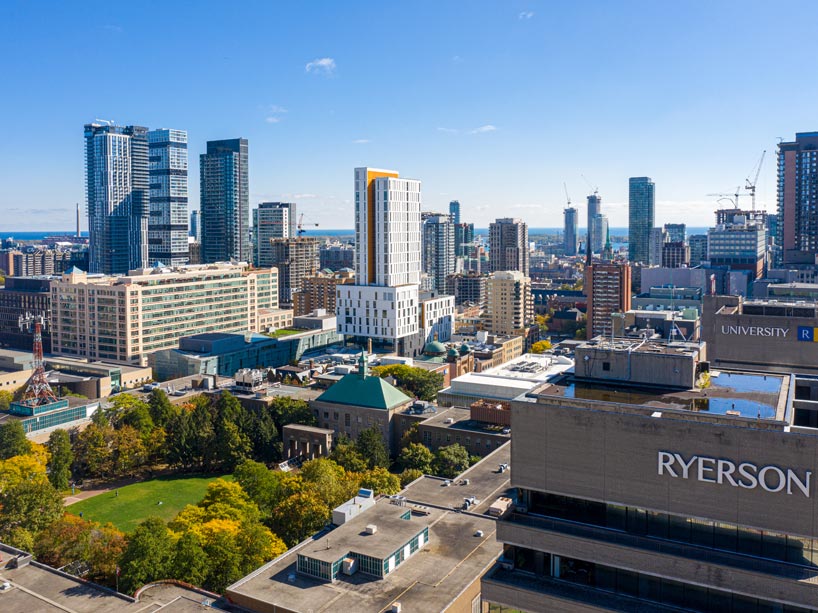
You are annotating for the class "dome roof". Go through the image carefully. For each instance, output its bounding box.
[459,343,471,355]
[447,347,459,358]
[423,340,447,355]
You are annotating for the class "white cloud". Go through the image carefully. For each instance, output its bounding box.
[352,139,371,144]
[518,11,534,19]
[267,105,288,114]
[470,124,497,134]
[306,57,336,75]
[265,117,281,124]
[437,127,459,134]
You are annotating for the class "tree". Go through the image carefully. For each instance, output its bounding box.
[399,468,423,487]
[370,364,444,401]
[119,403,154,436]
[201,528,243,592]
[112,426,147,476]
[105,394,150,428]
[300,458,359,509]
[360,467,401,495]
[356,426,390,469]
[0,421,30,459]
[212,418,251,471]
[235,521,287,575]
[148,388,178,428]
[433,444,471,478]
[119,517,176,594]
[172,531,209,587]
[0,479,64,540]
[247,408,279,463]
[234,460,282,517]
[47,429,73,490]
[0,389,13,412]
[268,397,315,431]
[85,522,126,586]
[531,340,552,354]
[197,479,261,525]
[270,490,330,546]
[398,442,434,474]
[73,422,114,478]
[330,440,368,473]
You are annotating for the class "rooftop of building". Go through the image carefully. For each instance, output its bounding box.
[315,363,412,410]
[414,406,512,437]
[226,444,510,613]
[0,543,227,612]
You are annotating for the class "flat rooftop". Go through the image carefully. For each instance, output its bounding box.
[0,545,229,611]
[535,370,789,422]
[227,444,511,613]
[416,406,512,437]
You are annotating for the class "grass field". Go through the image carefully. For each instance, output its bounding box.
[66,474,232,533]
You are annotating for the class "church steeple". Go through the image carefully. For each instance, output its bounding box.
[358,350,369,378]
[602,224,613,261]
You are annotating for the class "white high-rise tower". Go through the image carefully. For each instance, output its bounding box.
[337,168,423,355]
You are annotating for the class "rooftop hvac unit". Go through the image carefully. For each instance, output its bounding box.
[392,603,402,613]
[366,524,378,535]
[342,557,358,575]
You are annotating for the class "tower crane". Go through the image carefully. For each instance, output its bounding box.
[744,150,766,211]
[581,174,598,195]
[296,213,319,236]
[706,186,742,209]
[563,182,571,208]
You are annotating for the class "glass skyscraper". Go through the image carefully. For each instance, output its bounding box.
[449,200,461,225]
[563,206,578,255]
[148,129,189,266]
[84,123,149,274]
[200,138,250,264]
[628,176,655,263]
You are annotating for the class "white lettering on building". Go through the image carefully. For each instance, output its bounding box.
[720,325,789,338]
[658,451,811,497]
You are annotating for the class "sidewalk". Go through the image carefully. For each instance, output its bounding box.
[62,476,142,506]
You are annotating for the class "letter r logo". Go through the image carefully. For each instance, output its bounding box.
[799,326,814,342]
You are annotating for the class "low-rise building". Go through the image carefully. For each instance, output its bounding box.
[292,268,354,316]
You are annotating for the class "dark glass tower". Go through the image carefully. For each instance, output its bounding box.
[628,176,655,264]
[200,138,250,263]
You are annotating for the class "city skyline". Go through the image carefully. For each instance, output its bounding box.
[2,2,818,230]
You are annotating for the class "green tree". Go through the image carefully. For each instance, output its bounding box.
[300,458,359,509]
[360,467,401,495]
[236,521,287,575]
[120,403,154,436]
[247,409,279,463]
[270,490,330,546]
[370,364,444,401]
[197,479,262,525]
[0,421,30,459]
[398,442,434,473]
[0,389,13,412]
[268,396,316,430]
[106,394,150,428]
[73,422,114,478]
[201,529,243,592]
[112,425,147,476]
[356,426,390,469]
[330,440,368,473]
[530,340,552,354]
[213,419,252,471]
[46,429,73,490]
[173,531,209,587]
[433,443,471,478]
[0,479,64,541]
[119,518,176,594]
[399,468,423,487]
[148,388,178,428]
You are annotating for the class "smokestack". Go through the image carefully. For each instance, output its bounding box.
[367,338,372,354]
[76,203,80,238]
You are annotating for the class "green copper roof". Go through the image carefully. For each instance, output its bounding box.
[316,372,412,410]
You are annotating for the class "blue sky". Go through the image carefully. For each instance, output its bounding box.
[1,1,817,231]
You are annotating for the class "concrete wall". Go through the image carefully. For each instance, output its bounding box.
[510,398,818,538]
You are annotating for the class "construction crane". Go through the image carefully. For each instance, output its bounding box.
[706,186,742,209]
[296,213,319,236]
[563,182,571,208]
[744,150,766,211]
[581,174,598,195]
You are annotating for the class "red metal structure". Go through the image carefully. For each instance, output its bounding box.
[18,313,58,406]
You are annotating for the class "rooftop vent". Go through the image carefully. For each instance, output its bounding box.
[366,524,378,535]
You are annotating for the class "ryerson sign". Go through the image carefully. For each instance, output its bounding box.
[658,451,812,498]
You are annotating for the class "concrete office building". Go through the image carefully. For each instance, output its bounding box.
[293,268,354,316]
[319,240,355,271]
[702,294,818,376]
[253,201,296,267]
[665,223,687,244]
[778,131,818,266]
[420,290,455,344]
[484,270,533,337]
[449,199,461,225]
[200,138,250,264]
[483,338,818,612]
[269,236,320,307]
[490,218,529,275]
[689,233,708,266]
[337,167,423,355]
[708,220,766,279]
[446,272,488,308]
[84,122,149,274]
[147,129,189,266]
[564,206,579,256]
[628,176,655,264]
[586,260,632,339]
[422,213,455,293]
[50,263,278,366]
[662,241,690,268]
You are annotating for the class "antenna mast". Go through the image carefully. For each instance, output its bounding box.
[18,313,58,406]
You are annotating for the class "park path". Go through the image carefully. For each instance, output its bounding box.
[62,476,142,506]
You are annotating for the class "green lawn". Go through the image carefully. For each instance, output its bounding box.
[66,474,232,533]
[266,328,303,338]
